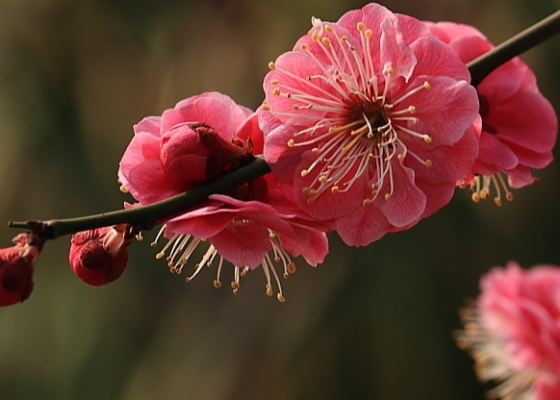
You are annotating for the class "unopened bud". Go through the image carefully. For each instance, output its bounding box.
[0,233,44,307]
[69,225,131,286]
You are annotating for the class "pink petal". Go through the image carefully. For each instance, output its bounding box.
[402,76,479,146]
[133,116,162,137]
[380,17,417,81]
[374,162,427,227]
[335,203,391,246]
[127,160,180,204]
[405,125,479,184]
[211,223,272,269]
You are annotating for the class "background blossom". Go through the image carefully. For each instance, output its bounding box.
[458,262,560,400]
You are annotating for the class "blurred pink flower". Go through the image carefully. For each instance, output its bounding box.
[119,92,329,301]
[261,3,479,246]
[0,233,43,307]
[427,22,558,206]
[457,262,560,400]
[69,225,131,286]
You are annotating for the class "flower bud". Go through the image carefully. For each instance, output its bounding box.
[0,233,44,307]
[69,225,130,286]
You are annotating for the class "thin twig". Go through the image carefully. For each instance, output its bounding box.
[8,157,271,240]
[468,9,560,85]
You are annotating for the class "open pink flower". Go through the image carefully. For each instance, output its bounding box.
[426,22,558,206]
[261,3,479,246]
[119,92,329,301]
[0,233,43,307]
[457,262,560,400]
[69,225,131,286]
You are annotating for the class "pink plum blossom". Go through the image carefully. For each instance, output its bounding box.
[69,225,131,286]
[119,92,328,301]
[260,3,480,246]
[426,22,558,206]
[0,233,43,307]
[457,262,560,400]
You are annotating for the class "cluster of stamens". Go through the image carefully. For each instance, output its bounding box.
[151,224,297,302]
[456,304,538,400]
[263,19,434,205]
[467,174,514,207]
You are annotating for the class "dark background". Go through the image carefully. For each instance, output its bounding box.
[1,0,559,399]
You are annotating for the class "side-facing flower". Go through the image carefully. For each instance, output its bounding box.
[426,22,558,206]
[261,3,480,246]
[119,92,329,301]
[0,233,44,307]
[69,224,131,286]
[457,262,560,400]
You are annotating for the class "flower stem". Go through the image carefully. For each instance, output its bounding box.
[8,157,271,240]
[468,9,560,86]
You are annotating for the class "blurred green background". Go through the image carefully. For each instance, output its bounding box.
[1,0,559,399]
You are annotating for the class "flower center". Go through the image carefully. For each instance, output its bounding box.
[264,19,434,205]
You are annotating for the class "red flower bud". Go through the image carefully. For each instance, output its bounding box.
[69,225,130,286]
[0,233,43,307]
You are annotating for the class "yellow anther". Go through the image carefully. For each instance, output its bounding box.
[494,197,503,207]
[156,252,165,260]
[363,199,372,205]
[287,139,295,147]
[423,135,432,143]
[480,188,490,200]
[364,29,373,39]
[300,43,309,51]
[384,193,391,201]
[357,22,365,31]
[266,284,274,297]
[385,66,394,75]
[325,25,334,33]
[408,106,416,114]
[331,186,339,193]
[341,35,348,42]
[318,175,327,183]
[425,159,433,167]
[268,61,276,70]
[119,185,128,193]
[270,79,279,85]
[277,294,286,303]
[287,262,296,274]
[423,81,431,89]
[312,147,320,153]
[272,88,281,96]
[321,37,331,45]
[261,104,270,111]
[301,169,309,177]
